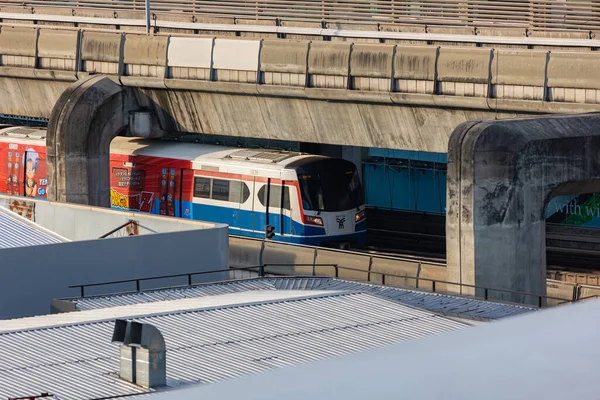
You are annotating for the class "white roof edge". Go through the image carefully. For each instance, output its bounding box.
[0,290,349,334]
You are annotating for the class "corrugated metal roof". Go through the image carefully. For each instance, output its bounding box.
[0,206,66,248]
[0,290,467,399]
[64,277,536,320]
[1,290,340,334]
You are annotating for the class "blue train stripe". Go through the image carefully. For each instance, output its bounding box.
[114,199,367,246]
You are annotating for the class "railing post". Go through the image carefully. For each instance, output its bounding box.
[187,274,192,286]
[484,288,488,300]
[259,264,265,277]
[80,286,84,298]
[136,280,140,292]
[432,280,436,293]
[145,0,151,35]
[382,273,385,286]
[334,264,339,278]
[538,296,543,308]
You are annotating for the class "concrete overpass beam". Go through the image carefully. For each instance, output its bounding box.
[446,113,600,305]
[47,75,132,206]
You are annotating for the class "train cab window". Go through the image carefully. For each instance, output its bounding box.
[298,174,325,211]
[194,177,211,198]
[258,185,291,210]
[211,179,230,201]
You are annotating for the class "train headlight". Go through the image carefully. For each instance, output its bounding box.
[305,215,324,226]
[355,210,366,223]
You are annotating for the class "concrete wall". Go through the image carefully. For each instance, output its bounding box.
[0,230,228,319]
[0,195,229,319]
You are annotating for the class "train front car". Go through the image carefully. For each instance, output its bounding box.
[290,157,366,249]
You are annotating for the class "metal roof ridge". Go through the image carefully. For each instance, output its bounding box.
[0,289,353,334]
[329,278,538,310]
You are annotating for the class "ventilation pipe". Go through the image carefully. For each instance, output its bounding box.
[111,319,167,388]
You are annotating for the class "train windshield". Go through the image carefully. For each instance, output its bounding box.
[298,160,363,212]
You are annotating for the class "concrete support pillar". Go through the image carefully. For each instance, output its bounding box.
[46,76,132,207]
[447,114,600,305]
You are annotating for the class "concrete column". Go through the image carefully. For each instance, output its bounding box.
[46,75,131,207]
[447,114,600,305]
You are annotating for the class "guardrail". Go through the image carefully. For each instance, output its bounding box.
[1,0,600,31]
[68,264,338,297]
[68,263,576,308]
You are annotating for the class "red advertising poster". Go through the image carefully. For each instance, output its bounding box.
[167,168,177,217]
[110,165,155,213]
[2,144,48,199]
[159,167,168,215]
[23,147,48,198]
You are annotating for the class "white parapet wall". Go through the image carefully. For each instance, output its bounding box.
[0,195,229,319]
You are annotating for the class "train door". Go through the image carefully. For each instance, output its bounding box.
[255,179,289,237]
[281,181,292,236]
[180,169,195,220]
[237,176,253,233]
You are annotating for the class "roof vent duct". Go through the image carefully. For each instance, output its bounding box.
[111,319,167,388]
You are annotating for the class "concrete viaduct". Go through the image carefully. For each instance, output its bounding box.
[1,11,600,304]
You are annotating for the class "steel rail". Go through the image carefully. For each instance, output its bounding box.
[1,12,600,47]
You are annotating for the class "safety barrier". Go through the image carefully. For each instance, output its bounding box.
[228,234,437,287]
[307,42,351,89]
[212,38,260,83]
[1,26,600,107]
[0,25,36,67]
[5,0,600,32]
[491,49,547,101]
[259,39,308,87]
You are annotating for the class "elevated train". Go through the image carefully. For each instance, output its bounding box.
[0,126,367,247]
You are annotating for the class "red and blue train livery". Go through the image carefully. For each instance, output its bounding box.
[0,126,367,247]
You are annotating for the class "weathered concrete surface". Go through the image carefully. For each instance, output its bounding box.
[133,88,521,153]
[47,75,130,206]
[0,77,71,117]
[447,113,600,305]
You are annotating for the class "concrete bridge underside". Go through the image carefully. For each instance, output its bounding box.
[3,75,526,153]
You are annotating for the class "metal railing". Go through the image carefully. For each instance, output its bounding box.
[1,0,599,31]
[68,263,578,308]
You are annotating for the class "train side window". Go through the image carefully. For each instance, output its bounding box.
[229,180,242,203]
[241,182,250,203]
[211,179,230,201]
[228,180,251,203]
[258,185,291,210]
[194,177,211,198]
